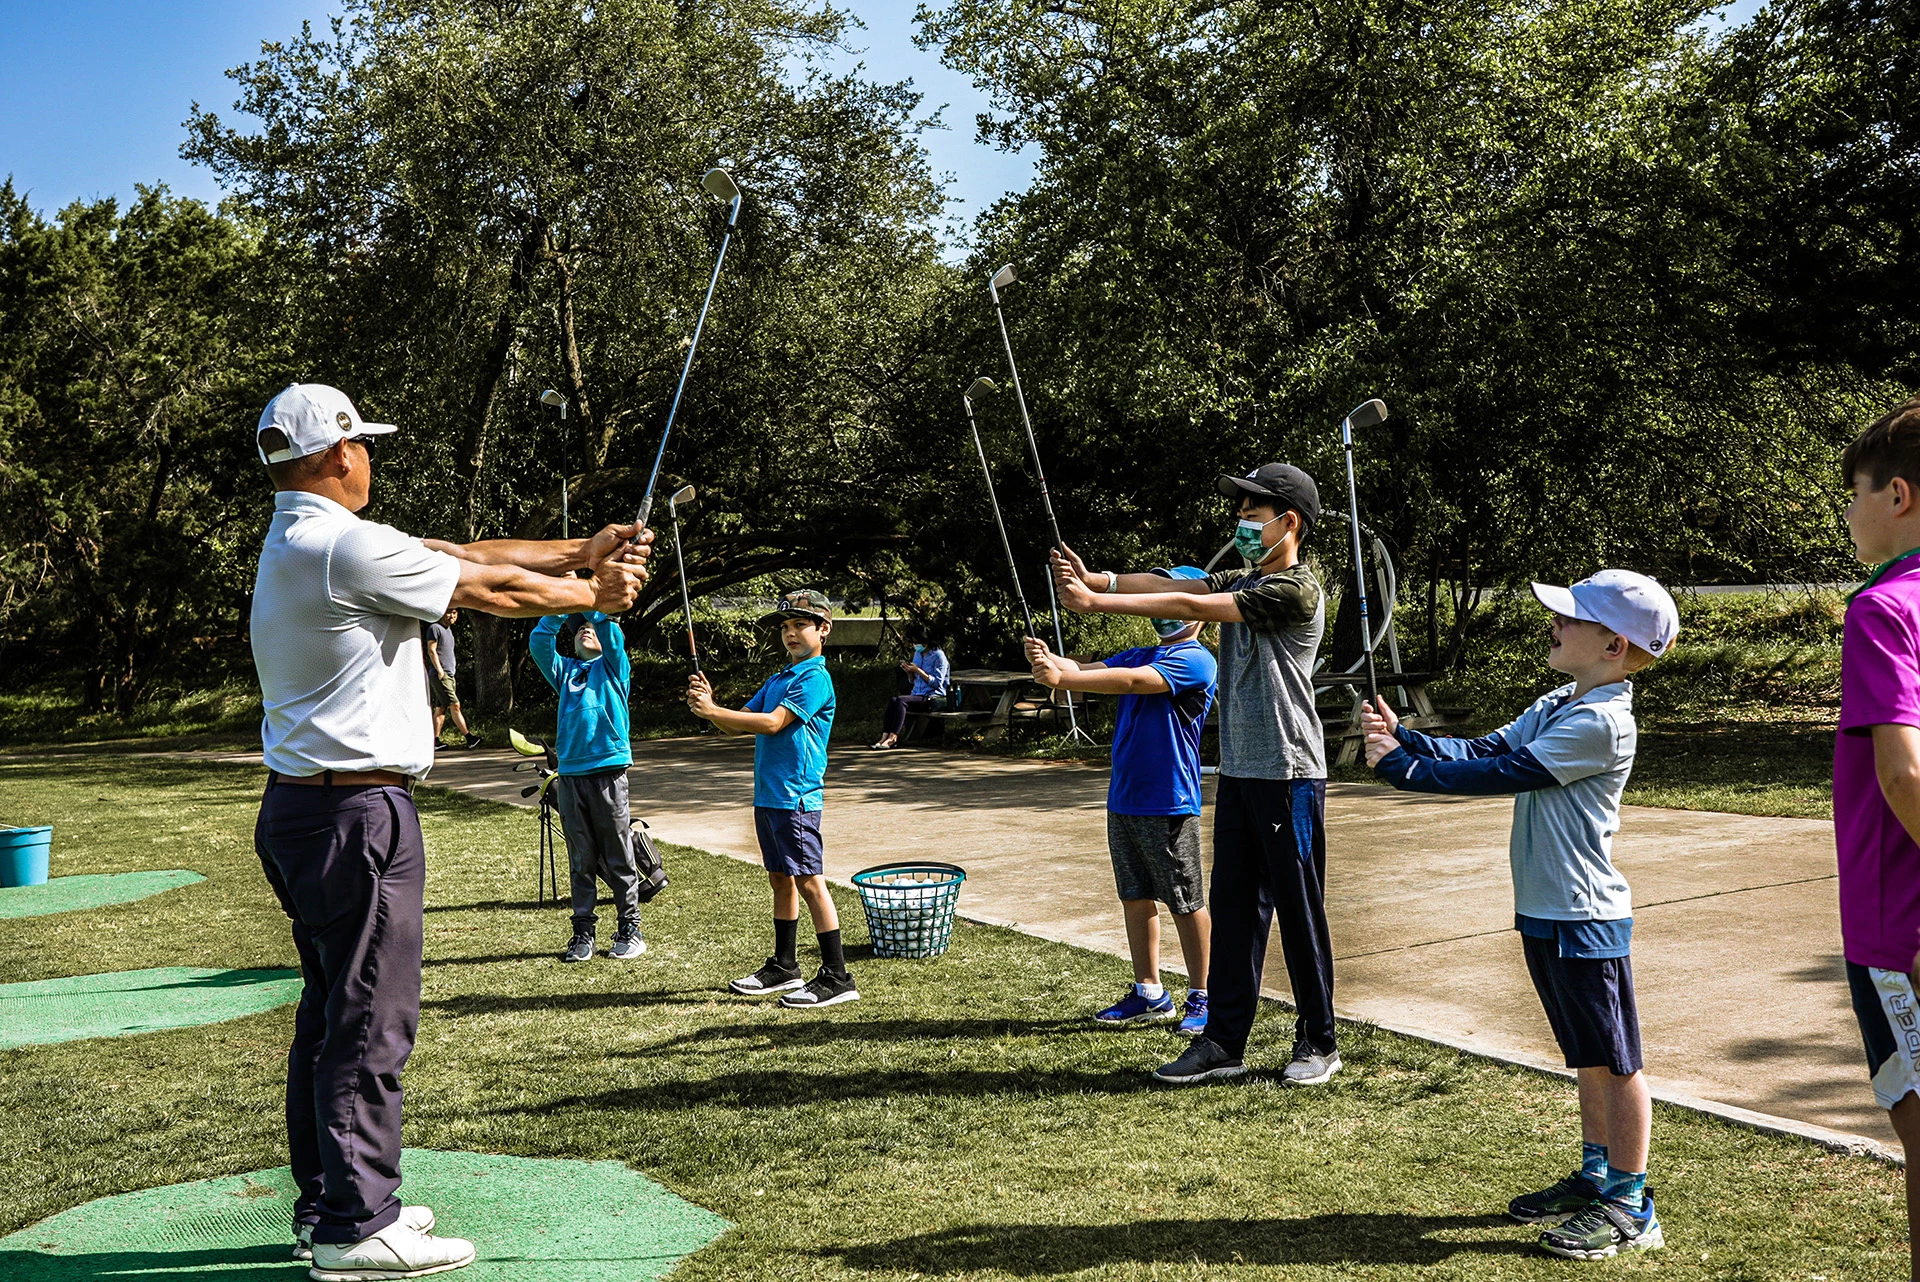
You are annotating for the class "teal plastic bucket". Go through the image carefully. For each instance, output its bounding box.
[0,827,51,888]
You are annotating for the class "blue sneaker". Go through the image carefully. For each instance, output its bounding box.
[1095,987,1177,1025]
[1176,990,1208,1036]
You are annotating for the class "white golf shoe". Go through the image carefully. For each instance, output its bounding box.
[307,1218,475,1280]
[296,1206,435,1260]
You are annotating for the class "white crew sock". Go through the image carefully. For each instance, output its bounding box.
[1135,981,1165,1000]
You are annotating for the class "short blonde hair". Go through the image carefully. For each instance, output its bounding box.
[1623,641,1661,673]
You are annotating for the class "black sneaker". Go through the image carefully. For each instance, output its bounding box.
[1151,1036,1247,1085]
[1508,1172,1602,1224]
[779,968,861,1008]
[729,958,805,996]
[1538,1188,1663,1259]
[463,732,483,748]
[561,932,594,963]
[1281,1041,1342,1086]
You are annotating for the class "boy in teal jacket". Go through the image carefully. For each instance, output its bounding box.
[532,611,647,963]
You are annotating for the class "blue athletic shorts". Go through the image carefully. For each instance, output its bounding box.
[1848,961,1920,1111]
[1522,933,1643,1075]
[754,806,823,877]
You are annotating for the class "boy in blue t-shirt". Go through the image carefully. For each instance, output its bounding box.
[1026,566,1219,1035]
[531,611,649,963]
[687,588,855,1008]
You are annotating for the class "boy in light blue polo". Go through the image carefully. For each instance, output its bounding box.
[531,611,649,963]
[1362,569,1679,1262]
[687,589,856,1008]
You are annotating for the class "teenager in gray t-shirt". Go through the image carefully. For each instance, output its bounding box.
[1047,460,1340,1089]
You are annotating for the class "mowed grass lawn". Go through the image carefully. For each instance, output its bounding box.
[0,753,1906,1279]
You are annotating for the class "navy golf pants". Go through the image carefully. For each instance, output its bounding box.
[255,778,424,1246]
[1205,775,1337,1058]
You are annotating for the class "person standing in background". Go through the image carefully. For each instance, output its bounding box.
[423,609,481,748]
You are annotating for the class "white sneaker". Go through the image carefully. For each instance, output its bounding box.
[308,1219,475,1280]
[296,1206,436,1260]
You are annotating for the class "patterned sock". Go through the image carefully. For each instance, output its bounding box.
[773,917,799,969]
[817,928,847,978]
[1136,981,1166,1001]
[1581,1141,1608,1185]
[1601,1165,1646,1212]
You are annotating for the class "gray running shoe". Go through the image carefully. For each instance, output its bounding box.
[561,932,594,963]
[779,967,861,1008]
[1152,1036,1247,1085]
[1281,1042,1342,1086]
[729,958,805,995]
[608,923,646,960]
[1538,1189,1664,1260]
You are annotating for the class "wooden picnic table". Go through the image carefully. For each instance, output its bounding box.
[900,668,1082,744]
[1312,669,1463,765]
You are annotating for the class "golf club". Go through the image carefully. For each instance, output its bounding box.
[962,377,1038,638]
[540,389,568,537]
[667,484,700,672]
[1041,554,1096,746]
[987,263,1067,555]
[633,167,742,536]
[1339,397,1390,706]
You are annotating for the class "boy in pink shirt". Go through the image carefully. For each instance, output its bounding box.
[1837,394,1920,1282]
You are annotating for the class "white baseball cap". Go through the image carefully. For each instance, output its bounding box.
[255,383,397,464]
[1531,569,1680,657]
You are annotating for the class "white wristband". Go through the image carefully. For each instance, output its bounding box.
[1102,571,1119,594]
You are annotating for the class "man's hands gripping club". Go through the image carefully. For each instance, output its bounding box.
[440,521,654,618]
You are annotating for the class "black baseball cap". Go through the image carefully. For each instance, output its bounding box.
[1217,463,1321,528]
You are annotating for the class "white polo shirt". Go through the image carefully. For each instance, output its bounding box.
[251,491,462,778]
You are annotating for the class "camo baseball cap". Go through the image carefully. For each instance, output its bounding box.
[760,588,833,626]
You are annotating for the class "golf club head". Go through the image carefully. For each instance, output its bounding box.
[669,484,696,515]
[702,168,740,202]
[539,388,565,409]
[1346,398,1388,429]
[989,263,1017,301]
[965,376,998,402]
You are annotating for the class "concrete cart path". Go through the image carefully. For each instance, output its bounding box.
[419,737,1888,1156]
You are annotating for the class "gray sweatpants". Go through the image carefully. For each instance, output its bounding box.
[554,767,642,933]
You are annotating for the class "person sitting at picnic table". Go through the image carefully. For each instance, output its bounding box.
[872,628,951,749]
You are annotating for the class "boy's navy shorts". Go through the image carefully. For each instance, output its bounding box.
[1847,961,1920,1111]
[1523,934,1643,1076]
[754,806,823,877]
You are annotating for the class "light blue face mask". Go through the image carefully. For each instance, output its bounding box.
[1234,514,1284,563]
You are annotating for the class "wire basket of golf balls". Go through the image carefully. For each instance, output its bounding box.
[850,861,967,959]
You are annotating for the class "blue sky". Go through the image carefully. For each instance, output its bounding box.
[0,0,1765,246]
[0,1,1033,250]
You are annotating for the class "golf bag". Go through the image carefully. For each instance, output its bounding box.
[632,816,669,903]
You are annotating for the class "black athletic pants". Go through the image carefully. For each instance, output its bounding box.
[255,778,424,1246]
[883,694,936,737]
[1205,775,1337,1057]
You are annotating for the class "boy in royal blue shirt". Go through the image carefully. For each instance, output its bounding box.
[531,611,648,963]
[1026,567,1218,1035]
[687,588,856,1008]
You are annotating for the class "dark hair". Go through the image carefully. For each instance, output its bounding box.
[1842,396,1920,493]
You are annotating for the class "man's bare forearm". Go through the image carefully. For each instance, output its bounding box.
[449,564,599,617]
[426,537,592,574]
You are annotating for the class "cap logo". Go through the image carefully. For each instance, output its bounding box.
[337,411,352,431]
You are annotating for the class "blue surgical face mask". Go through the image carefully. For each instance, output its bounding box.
[1234,514,1283,563]
[1152,617,1191,639]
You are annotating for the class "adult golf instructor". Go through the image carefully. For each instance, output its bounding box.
[249,383,650,1280]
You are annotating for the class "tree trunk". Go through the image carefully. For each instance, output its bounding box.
[469,613,517,724]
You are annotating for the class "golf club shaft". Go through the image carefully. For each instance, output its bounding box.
[990,298,1067,553]
[670,510,700,673]
[965,399,1039,637]
[1340,419,1380,706]
[634,195,742,535]
[1041,559,1087,739]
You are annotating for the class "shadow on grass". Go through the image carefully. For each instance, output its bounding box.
[1,1243,290,1280]
[824,1213,1528,1273]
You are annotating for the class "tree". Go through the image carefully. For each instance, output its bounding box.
[0,183,287,711]
[186,0,952,712]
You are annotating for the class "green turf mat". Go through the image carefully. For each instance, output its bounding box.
[0,1148,731,1279]
[0,968,301,1050]
[0,870,204,920]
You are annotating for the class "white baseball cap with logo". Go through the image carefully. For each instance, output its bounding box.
[1530,569,1681,657]
[255,383,397,465]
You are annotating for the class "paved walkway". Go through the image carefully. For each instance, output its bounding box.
[421,736,1886,1156]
